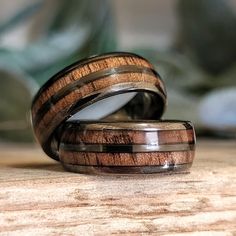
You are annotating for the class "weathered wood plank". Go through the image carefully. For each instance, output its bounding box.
[0,140,235,235]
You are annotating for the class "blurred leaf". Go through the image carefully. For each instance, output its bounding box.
[0,0,116,87]
[133,48,210,94]
[0,67,37,142]
[177,0,236,74]
[0,0,116,142]
[0,1,43,34]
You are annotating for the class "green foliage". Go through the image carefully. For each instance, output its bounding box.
[0,0,116,142]
[0,69,35,142]
[177,0,236,74]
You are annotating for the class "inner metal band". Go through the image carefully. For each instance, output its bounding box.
[66,82,166,122]
[60,143,195,153]
[45,82,166,160]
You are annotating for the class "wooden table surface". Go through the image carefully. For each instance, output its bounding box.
[0,140,235,236]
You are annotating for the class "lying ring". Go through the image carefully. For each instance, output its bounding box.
[59,120,196,174]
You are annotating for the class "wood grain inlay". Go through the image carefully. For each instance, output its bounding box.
[32,56,153,116]
[61,129,195,145]
[59,150,195,167]
[59,121,196,171]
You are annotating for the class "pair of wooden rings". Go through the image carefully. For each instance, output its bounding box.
[31,52,196,173]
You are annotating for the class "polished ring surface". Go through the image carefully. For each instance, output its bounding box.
[59,120,196,174]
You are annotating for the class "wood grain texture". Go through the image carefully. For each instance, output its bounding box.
[59,121,195,171]
[62,129,195,144]
[60,150,195,166]
[0,140,235,235]
[32,55,153,115]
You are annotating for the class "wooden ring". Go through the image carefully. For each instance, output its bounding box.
[31,52,167,160]
[59,120,196,174]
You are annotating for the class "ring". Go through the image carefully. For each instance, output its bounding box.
[59,120,196,174]
[31,52,167,160]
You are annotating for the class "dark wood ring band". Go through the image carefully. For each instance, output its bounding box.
[59,120,196,173]
[31,52,167,160]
